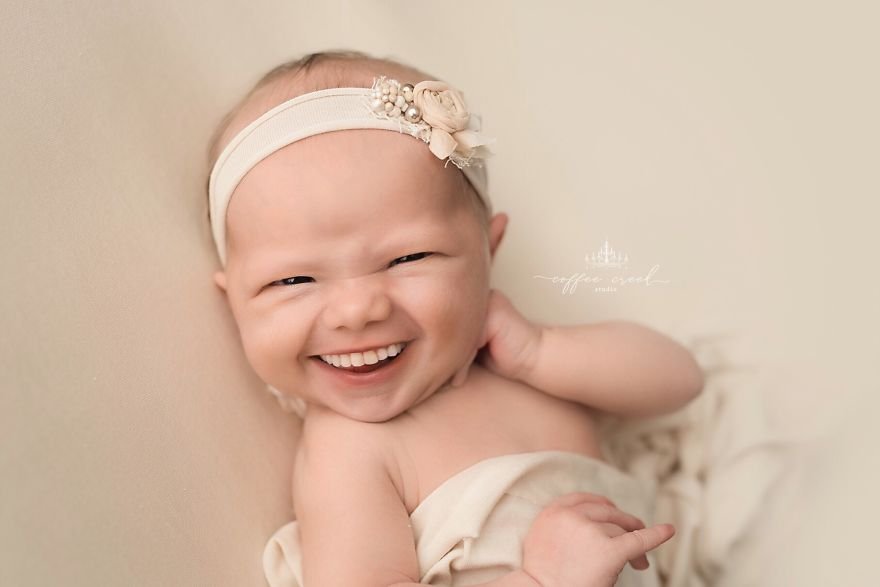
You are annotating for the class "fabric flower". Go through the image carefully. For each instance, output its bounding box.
[412,81,494,163]
[413,81,470,133]
[367,76,495,167]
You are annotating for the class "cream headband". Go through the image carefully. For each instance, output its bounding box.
[208,75,496,267]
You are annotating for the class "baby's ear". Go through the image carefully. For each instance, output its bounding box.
[488,212,508,258]
[213,270,228,293]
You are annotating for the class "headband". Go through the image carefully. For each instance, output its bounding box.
[208,75,496,266]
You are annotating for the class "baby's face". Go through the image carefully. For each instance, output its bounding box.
[214,129,501,423]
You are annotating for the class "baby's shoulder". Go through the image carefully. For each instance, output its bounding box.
[293,407,404,504]
[297,406,397,465]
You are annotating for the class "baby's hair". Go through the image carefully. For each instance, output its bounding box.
[204,49,489,232]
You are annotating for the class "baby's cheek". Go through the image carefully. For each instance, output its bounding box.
[238,316,302,383]
[425,280,486,347]
[464,293,491,348]
[238,325,275,380]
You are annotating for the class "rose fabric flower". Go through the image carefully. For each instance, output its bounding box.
[413,81,470,133]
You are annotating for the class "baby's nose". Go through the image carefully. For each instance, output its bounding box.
[320,277,392,331]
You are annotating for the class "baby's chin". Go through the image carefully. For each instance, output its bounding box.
[315,398,416,424]
[303,371,464,424]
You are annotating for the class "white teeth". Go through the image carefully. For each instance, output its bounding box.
[319,342,406,368]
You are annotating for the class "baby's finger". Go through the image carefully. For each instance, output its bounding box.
[545,491,617,509]
[571,502,645,532]
[596,523,649,571]
[612,524,676,564]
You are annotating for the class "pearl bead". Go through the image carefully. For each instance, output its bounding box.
[389,106,402,117]
[395,95,406,108]
[404,105,422,123]
[402,84,414,94]
[384,101,393,112]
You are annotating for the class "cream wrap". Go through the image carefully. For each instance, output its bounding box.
[263,450,661,587]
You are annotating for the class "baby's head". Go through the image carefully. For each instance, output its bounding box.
[207,50,507,423]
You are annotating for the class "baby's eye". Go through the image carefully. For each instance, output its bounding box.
[271,276,315,287]
[389,252,432,267]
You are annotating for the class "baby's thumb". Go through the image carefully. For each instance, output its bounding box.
[614,524,675,563]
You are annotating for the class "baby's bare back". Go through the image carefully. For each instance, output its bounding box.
[379,363,605,515]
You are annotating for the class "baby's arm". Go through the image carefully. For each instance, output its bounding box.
[479,290,704,418]
[292,409,538,587]
[292,412,421,586]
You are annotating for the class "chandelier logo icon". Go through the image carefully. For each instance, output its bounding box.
[533,237,670,295]
[586,237,629,269]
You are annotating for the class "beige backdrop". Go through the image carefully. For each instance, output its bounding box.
[1,1,877,585]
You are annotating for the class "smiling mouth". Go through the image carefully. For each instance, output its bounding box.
[312,342,408,374]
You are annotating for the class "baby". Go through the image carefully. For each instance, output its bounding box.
[206,50,703,587]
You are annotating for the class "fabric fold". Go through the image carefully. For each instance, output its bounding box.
[597,334,798,587]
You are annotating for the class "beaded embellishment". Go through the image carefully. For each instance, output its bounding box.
[364,76,494,169]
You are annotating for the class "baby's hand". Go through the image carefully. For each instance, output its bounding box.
[475,289,543,383]
[521,492,675,587]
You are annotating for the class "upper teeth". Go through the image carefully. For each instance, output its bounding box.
[319,342,406,368]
